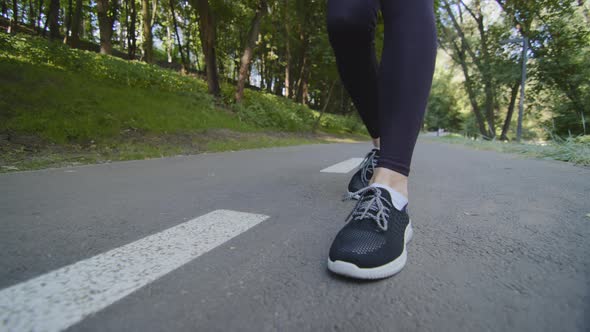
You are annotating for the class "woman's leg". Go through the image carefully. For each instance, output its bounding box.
[372,0,437,196]
[327,0,437,279]
[326,0,381,142]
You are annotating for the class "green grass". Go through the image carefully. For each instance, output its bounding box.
[0,33,368,171]
[0,59,253,143]
[430,133,590,166]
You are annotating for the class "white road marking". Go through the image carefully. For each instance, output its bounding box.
[0,209,269,332]
[320,158,363,173]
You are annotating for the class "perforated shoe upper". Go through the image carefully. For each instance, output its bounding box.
[329,186,409,269]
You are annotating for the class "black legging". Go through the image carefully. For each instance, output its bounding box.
[327,0,437,176]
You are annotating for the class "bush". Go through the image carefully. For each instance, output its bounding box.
[319,113,367,135]
[231,90,367,135]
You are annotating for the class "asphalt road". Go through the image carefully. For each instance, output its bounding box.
[1,139,589,331]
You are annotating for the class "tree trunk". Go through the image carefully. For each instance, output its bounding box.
[123,0,129,49]
[192,0,220,96]
[441,0,494,138]
[166,25,172,62]
[186,17,193,69]
[232,57,239,81]
[235,0,267,102]
[500,81,520,140]
[295,34,309,104]
[312,81,336,133]
[141,0,153,62]
[48,0,60,39]
[273,76,283,96]
[8,0,17,34]
[300,67,309,104]
[264,39,274,93]
[68,0,82,47]
[259,53,265,91]
[484,84,496,137]
[284,47,290,97]
[42,14,48,36]
[453,42,488,138]
[28,0,35,30]
[96,0,115,54]
[126,0,137,59]
[265,73,273,93]
[475,7,496,138]
[462,71,488,137]
[218,53,225,77]
[169,0,187,71]
[63,0,73,43]
[283,0,291,98]
[36,0,43,33]
[117,10,124,48]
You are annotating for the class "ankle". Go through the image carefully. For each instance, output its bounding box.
[370,167,408,199]
[372,137,380,149]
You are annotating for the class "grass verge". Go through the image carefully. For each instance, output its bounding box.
[427,133,590,166]
[1,129,367,172]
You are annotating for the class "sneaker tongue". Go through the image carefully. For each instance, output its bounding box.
[359,186,392,206]
[369,184,408,212]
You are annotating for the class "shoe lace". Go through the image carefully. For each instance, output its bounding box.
[359,150,378,184]
[344,186,392,231]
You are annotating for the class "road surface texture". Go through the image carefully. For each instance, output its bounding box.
[1,139,589,331]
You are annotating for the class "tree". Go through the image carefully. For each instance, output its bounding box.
[283,0,291,98]
[235,0,268,102]
[124,0,138,58]
[499,0,589,136]
[36,0,44,34]
[63,0,73,43]
[141,0,157,62]
[535,4,589,136]
[499,81,520,140]
[68,0,84,47]
[168,0,187,70]
[191,0,220,96]
[8,0,17,34]
[48,0,60,39]
[437,0,523,139]
[97,0,119,54]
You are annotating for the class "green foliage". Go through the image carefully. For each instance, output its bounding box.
[436,0,590,139]
[533,4,590,137]
[460,113,483,138]
[220,82,366,135]
[0,33,365,146]
[426,69,463,132]
[0,58,248,143]
[0,33,210,95]
[221,84,315,131]
[318,113,366,135]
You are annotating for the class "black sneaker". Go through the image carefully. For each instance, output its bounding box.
[347,149,379,198]
[328,185,413,279]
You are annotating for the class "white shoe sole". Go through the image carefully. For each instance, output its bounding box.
[328,221,413,280]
